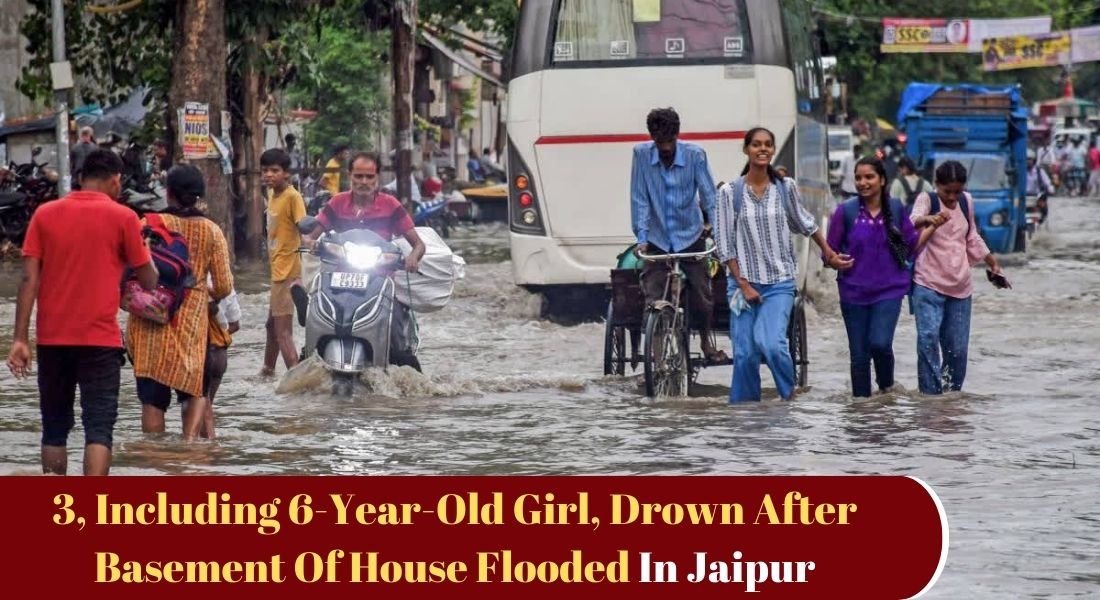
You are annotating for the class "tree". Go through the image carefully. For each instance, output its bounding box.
[16,0,522,256]
[168,0,231,251]
[420,0,519,48]
[818,0,1095,122]
[285,10,391,160]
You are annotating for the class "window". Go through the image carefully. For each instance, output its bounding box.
[780,1,825,116]
[551,0,753,65]
[828,133,852,151]
[935,154,1009,190]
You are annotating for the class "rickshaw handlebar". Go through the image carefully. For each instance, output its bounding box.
[636,247,716,262]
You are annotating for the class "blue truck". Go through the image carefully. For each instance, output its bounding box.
[898,82,1030,253]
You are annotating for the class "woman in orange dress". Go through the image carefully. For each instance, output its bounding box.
[127,165,233,440]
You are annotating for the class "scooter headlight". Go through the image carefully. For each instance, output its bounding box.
[990,211,1006,227]
[344,242,382,270]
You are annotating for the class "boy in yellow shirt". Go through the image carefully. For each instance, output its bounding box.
[319,144,349,195]
[261,148,306,376]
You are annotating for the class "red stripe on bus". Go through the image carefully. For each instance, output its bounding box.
[535,131,748,145]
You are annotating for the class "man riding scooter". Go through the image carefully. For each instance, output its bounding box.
[300,151,427,370]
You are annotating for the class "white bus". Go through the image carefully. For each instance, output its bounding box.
[505,0,832,308]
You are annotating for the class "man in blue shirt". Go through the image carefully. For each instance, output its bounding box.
[630,107,724,363]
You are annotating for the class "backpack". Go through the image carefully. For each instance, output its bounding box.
[927,191,971,238]
[898,177,925,211]
[120,213,196,325]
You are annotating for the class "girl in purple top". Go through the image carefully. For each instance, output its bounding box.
[827,158,935,397]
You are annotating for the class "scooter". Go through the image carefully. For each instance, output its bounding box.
[296,216,404,396]
[1025,192,1048,239]
[412,195,455,238]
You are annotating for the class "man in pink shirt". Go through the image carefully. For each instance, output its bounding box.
[910,161,1008,395]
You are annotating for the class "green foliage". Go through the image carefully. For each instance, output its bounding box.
[818,0,1098,122]
[18,0,174,106]
[420,0,519,48]
[285,7,391,159]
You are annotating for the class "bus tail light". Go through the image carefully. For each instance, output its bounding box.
[508,141,546,236]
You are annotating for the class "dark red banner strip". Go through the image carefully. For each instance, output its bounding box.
[0,475,946,599]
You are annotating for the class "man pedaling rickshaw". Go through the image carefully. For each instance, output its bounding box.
[629,107,727,365]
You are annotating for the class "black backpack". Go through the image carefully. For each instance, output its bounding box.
[898,177,926,211]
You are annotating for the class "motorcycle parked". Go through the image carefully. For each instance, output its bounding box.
[412,195,455,238]
[0,147,59,244]
[306,190,332,217]
[296,216,407,396]
[119,173,166,215]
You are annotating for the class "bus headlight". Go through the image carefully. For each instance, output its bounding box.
[521,209,538,225]
[990,211,1006,227]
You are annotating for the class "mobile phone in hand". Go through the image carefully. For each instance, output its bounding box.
[987,269,1012,289]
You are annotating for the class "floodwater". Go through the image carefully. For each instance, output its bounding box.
[1,202,1099,597]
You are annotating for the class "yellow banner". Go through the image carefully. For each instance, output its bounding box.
[982,33,1070,71]
[880,18,970,53]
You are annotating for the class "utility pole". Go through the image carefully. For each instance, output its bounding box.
[392,0,417,211]
[50,0,72,195]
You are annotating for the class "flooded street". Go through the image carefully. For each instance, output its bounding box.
[2,202,1099,596]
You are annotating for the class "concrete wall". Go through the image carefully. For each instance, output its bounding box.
[0,0,35,122]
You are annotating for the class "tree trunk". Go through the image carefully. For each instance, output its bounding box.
[242,64,266,261]
[167,0,231,259]
[392,0,418,212]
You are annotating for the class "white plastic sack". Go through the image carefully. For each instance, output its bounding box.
[393,226,466,312]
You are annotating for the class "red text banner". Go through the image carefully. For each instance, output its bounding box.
[0,476,947,599]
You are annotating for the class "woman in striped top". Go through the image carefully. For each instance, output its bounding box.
[715,127,851,402]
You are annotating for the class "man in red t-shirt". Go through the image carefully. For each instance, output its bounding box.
[303,151,427,365]
[6,150,157,476]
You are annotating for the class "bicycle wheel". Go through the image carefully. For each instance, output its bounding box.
[788,296,809,388]
[603,301,626,376]
[643,307,689,398]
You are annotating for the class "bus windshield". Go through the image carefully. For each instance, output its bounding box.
[934,154,1009,191]
[828,133,852,152]
[551,0,752,64]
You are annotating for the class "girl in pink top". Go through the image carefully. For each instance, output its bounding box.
[909,161,1009,395]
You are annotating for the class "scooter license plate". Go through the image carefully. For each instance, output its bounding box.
[331,272,369,290]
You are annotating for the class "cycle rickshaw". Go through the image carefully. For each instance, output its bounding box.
[603,244,808,398]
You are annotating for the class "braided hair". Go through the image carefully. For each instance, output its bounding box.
[856,157,908,269]
[739,127,783,183]
[934,160,969,186]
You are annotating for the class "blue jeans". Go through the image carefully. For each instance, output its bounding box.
[912,284,972,394]
[729,279,796,402]
[841,298,903,397]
